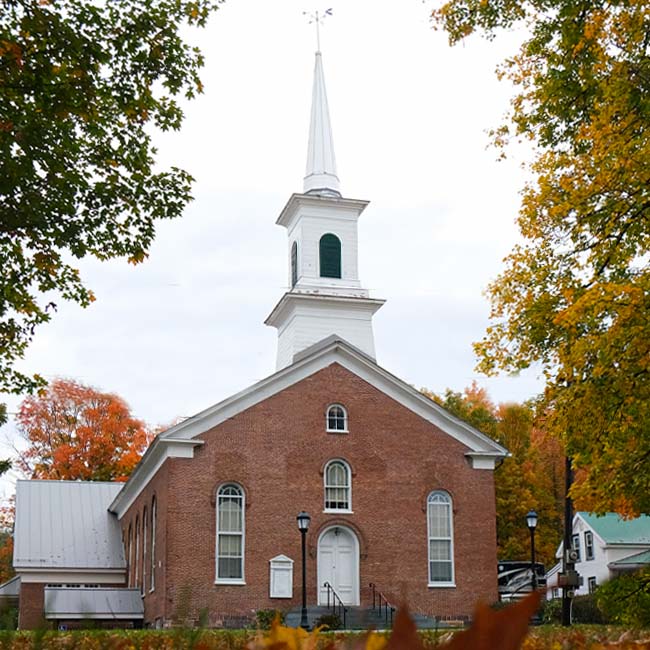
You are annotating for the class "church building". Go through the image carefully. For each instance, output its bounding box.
[11,49,508,630]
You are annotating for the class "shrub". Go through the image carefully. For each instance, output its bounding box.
[571,593,608,624]
[596,570,650,628]
[314,613,342,630]
[254,609,285,630]
[540,598,562,624]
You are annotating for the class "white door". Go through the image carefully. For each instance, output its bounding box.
[317,527,359,605]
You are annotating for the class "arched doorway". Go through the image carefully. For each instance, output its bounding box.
[317,525,360,606]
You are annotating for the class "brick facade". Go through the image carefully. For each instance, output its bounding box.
[18,583,45,630]
[120,362,499,627]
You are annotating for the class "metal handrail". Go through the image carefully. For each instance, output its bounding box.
[369,582,396,627]
[323,581,348,628]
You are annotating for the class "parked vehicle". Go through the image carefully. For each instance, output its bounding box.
[498,561,547,602]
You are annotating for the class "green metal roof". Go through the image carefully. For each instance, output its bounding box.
[609,549,650,568]
[579,512,650,545]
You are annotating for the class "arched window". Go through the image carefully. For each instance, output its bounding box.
[291,241,298,287]
[324,460,351,511]
[326,404,348,432]
[216,484,245,582]
[427,491,454,585]
[127,524,133,588]
[150,497,156,592]
[135,516,140,590]
[142,507,148,596]
[319,234,341,279]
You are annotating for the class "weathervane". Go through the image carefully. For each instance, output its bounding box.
[303,8,333,53]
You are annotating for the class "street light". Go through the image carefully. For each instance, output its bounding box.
[526,510,538,591]
[297,511,311,630]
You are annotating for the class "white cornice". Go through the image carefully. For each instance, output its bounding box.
[276,193,369,229]
[264,292,385,329]
[108,438,204,517]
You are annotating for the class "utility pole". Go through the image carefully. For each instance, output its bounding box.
[560,455,581,626]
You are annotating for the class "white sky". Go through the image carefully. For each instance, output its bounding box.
[0,0,543,493]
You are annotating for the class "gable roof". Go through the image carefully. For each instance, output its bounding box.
[110,336,508,517]
[14,480,125,570]
[0,576,20,598]
[578,512,650,545]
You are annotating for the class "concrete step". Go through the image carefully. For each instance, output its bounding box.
[285,606,441,630]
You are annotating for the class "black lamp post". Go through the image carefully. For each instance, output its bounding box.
[297,511,311,630]
[526,510,538,591]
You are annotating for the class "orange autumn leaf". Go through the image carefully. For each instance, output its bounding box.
[443,592,541,650]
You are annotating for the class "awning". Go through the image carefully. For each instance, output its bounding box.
[44,588,143,620]
[608,549,650,571]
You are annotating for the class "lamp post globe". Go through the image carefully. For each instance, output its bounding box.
[297,511,311,532]
[297,512,311,630]
[526,510,538,591]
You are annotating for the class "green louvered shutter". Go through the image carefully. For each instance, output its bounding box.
[319,234,341,278]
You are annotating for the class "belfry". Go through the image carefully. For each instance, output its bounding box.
[265,50,385,370]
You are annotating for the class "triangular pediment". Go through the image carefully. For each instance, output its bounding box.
[110,336,507,517]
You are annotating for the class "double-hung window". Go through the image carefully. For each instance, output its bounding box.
[427,491,454,585]
[216,484,245,583]
[324,460,351,511]
[572,534,581,561]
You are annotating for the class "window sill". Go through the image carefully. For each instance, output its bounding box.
[428,583,456,589]
[326,429,349,434]
[323,509,353,514]
[215,579,246,586]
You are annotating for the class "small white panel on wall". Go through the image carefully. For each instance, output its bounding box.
[269,555,294,598]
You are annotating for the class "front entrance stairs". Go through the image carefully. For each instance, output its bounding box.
[284,605,441,630]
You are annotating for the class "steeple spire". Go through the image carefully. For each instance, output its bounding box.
[303,51,341,197]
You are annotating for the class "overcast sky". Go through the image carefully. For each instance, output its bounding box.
[1,0,543,492]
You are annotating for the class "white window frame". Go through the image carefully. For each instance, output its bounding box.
[584,531,594,561]
[150,498,156,593]
[127,525,133,588]
[326,404,348,433]
[323,459,352,513]
[427,491,455,587]
[215,483,246,585]
[588,576,597,593]
[572,533,581,562]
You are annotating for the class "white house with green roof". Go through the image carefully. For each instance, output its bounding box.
[546,512,650,599]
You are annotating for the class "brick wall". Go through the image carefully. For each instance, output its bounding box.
[18,583,45,630]
[122,362,498,626]
[121,463,169,626]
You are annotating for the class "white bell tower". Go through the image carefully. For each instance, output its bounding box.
[265,50,384,370]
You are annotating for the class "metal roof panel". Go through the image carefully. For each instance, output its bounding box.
[14,481,126,569]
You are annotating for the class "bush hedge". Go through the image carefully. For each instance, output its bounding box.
[0,626,646,650]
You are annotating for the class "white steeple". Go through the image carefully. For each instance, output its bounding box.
[303,52,341,197]
[265,46,384,370]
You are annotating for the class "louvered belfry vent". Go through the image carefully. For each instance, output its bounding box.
[291,241,298,287]
[319,233,341,278]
